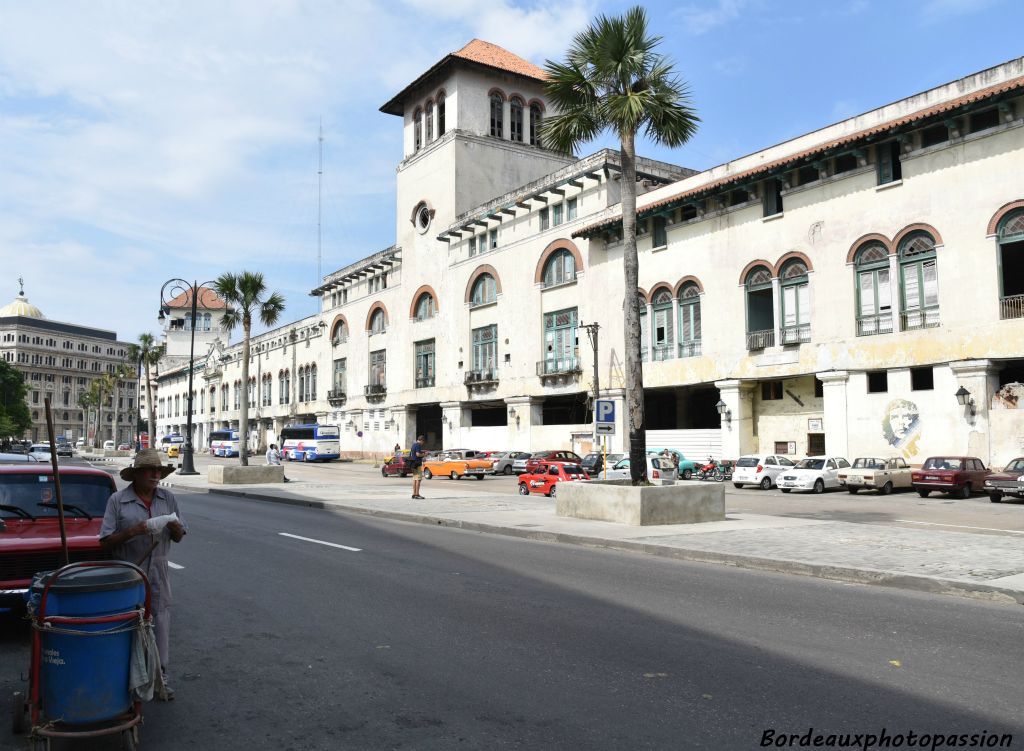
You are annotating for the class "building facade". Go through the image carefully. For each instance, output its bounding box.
[0,284,136,444]
[156,41,1024,467]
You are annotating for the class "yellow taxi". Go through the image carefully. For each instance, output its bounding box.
[166,444,180,459]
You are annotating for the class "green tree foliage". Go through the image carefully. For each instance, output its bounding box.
[0,359,31,438]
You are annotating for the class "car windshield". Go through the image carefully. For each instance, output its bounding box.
[1005,459,1024,472]
[613,459,630,470]
[736,457,759,467]
[923,458,963,470]
[794,459,825,470]
[0,474,113,518]
[563,465,586,475]
[582,454,600,466]
[853,458,883,469]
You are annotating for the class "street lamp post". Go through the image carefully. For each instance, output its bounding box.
[158,279,216,476]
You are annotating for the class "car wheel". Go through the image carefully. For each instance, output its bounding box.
[733,483,744,489]
[780,489,791,494]
[548,485,557,498]
[916,488,929,498]
[381,467,387,478]
[847,487,859,494]
[401,472,408,478]
[475,474,484,480]
[423,468,432,480]
[12,690,26,735]
[957,483,971,499]
[989,492,1002,503]
[504,465,513,475]
[682,468,692,480]
[450,471,459,481]
[759,477,772,490]
[518,483,529,495]
[813,479,825,494]
[880,482,893,496]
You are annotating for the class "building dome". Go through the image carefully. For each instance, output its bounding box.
[0,289,45,319]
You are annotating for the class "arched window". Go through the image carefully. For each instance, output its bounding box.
[678,282,702,357]
[490,94,504,138]
[855,242,892,336]
[298,366,307,402]
[898,232,939,330]
[637,293,650,361]
[332,320,348,345]
[437,92,446,136]
[997,209,1024,319]
[510,97,524,142]
[310,365,317,401]
[471,274,497,306]
[425,100,434,142]
[529,103,543,146]
[414,108,423,151]
[542,248,576,287]
[779,260,810,344]
[745,266,774,349]
[369,308,386,334]
[651,288,674,360]
[414,292,435,321]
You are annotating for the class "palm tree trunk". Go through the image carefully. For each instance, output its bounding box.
[111,380,120,448]
[145,361,156,447]
[620,131,647,484]
[239,319,251,466]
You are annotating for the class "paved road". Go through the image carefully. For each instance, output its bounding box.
[2,488,1020,750]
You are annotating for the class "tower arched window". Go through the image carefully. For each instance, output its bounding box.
[651,289,674,360]
[542,249,576,287]
[425,100,434,142]
[490,94,504,138]
[854,242,892,336]
[529,103,543,146]
[470,274,497,306]
[745,266,774,349]
[414,292,435,321]
[898,232,939,330]
[510,97,524,142]
[779,260,810,344]
[437,92,446,136]
[414,108,423,151]
[332,320,348,345]
[369,308,386,334]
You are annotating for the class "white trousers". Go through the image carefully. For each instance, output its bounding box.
[153,608,171,671]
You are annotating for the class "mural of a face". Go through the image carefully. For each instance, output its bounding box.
[882,398,921,451]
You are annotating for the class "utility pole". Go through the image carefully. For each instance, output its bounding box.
[580,322,600,450]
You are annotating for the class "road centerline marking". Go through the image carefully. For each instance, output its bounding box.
[278,532,362,551]
[168,562,184,570]
[895,519,1024,535]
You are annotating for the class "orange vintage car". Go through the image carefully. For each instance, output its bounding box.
[422,449,492,480]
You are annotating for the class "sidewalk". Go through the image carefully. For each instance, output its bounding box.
[141,460,1024,606]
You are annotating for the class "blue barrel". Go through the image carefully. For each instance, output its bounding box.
[31,565,145,724]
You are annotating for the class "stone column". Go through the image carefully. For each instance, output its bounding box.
[887,254,900,332]
[771,276,782,347]
[391,407,417,450]
[949,360,995,463]
[714,380,755,459]
[817,370,850,458]
[440,401,465,450]
[505,396,541,451]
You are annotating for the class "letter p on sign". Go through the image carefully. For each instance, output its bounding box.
[595,399,615,424]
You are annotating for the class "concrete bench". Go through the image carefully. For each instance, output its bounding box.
[208,465,285,484]
[556,480,725,526]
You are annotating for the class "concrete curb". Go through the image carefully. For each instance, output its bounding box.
[162,480,1024,607]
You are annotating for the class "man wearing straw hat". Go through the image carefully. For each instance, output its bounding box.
[100,449,187,700]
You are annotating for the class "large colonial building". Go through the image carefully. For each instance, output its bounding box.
[0,283,136,444]
[156,41,1024,467]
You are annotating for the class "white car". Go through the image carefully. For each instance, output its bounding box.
[776,456,851,494]
[732,454,796,489]
[28,444,54,462]
[492,451,530,475]
[604,455,677,484]
[511,453,534,474]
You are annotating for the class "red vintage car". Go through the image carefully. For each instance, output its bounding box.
[517,462,590,497]
[982,457,1024,503]
[524,450,584,474]
[911,456,990,499]
[0,465,115,613]
[381,451,413,478]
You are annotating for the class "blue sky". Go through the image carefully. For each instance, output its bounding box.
[0,0,1020,343]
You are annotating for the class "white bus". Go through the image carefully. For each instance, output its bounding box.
[159,434,185,454]
[209,429,241,458]
[280,424,340,462]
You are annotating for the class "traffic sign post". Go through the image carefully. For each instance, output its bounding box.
[595,399,616,436]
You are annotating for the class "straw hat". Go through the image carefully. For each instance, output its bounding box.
[120,448,176,481]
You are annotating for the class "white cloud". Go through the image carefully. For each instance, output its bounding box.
[921,0,999,22]
[713,56,747,76]
[674,0,750,35]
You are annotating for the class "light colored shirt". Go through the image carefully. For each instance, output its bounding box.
[100,485,187,613]
[266,448,282,465]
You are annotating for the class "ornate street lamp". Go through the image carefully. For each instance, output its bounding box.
[158,279,217,475]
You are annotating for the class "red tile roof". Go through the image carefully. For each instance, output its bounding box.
[452,39,547,82]
[165,287,227,310]
[575,73,1024,237]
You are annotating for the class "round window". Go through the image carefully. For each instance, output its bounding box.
[415,203,431,234]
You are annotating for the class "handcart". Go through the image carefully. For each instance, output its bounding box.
[13,561,152,751]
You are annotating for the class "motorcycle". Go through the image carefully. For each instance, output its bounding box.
[695,457,733,482]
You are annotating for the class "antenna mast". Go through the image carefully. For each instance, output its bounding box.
[317,118,323,286]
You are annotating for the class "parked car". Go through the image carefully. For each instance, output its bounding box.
[604,455,677,484]
[491,451,530,475]
[912,456,990,498]
[517,462,590,497]
[511,453,534,474]
[777,456,851,494]
[117,443,131,451]
[0,453,40,464]
[983,457,1024,503]
[28,444,53,462]
[75,438,85,450]
[381,450,412,478]
[422,450,492,480]
[0,464,116,613]
[54,443,73,457]
[166,443,181,459]
[838,457,913,495]
[524,450,584,474]
[732,454,796,489]
[580,452,626,477]
[646,448,700,480]
[102,440,115,450]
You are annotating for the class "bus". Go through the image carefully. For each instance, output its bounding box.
[280,424,340,462]
[159,434,185,454]
[209,429,241,458]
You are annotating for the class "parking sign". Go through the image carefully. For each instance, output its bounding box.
[595,399,616,434]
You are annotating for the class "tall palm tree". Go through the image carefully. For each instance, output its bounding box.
[127,333,164,448]
[89,374,116,448]
[214,272,285,466]
[541,6,699,483]
[109,363,136,449]
[76,390,95,447]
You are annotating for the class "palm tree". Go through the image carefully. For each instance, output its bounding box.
[214,272,285,466]
[127,333,164,448]
[541,6,699,483]
[89,374,116,448]
[109,363,136,449]
[77,390,95,447]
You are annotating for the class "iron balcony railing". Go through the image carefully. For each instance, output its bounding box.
[1000,294,1024,320]
[327,389,346,404]
[651,345,674,361]
[364,384,386,398]
[536,357,581,376]
[780,324,811,345]
[900,306,940,331]
[678,339,701,358]
[464,369,498,385]
[415,376,435,388]
[541,273,577,289]
[856,313,894,336]
[746,329,774,350]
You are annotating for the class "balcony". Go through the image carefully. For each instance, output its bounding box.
[464,369,498,385]
[856,313,894,337]
[1000,294,1024,320]
[536,357,581,376]
[900,306,940,331]
[780,324,810,345]
[746,329,774,350]
[415,376,435,388]
[327,389,346,406]
[363,384,386,402]
[678,339,701,358]
[651,345,674,361]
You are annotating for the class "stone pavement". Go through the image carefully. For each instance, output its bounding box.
[105,456,1024,606]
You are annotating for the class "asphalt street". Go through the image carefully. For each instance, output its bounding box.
[2,487,1020,750]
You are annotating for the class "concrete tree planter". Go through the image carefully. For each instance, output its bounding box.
[556,480,725,526]
[208,465,285,484]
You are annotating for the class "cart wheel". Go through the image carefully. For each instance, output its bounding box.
[122,726,139,751]
[30,736,50,751]
[11,691,26,735]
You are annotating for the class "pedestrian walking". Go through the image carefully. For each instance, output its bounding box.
[99,449,187,700]
[409,434,426,499]
[266,443,282,465]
